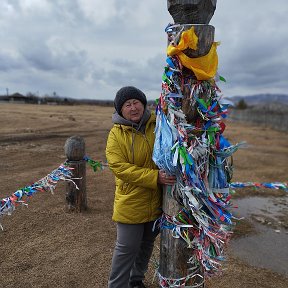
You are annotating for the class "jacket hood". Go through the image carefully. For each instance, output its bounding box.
[112,108,151,133]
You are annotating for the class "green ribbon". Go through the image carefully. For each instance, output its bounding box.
[179,146,193,166]
[219,75,226,82]
[86,160,103,172]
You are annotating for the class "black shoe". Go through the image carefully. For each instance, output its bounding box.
[129,281,146,288]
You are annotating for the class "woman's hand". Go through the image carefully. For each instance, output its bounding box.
[158,170,176,185]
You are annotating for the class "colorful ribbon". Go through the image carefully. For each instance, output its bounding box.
[0,156,106,230]
[230,182,287,191]
[153,24,242,285]
[153,24,287,287]
[84,156,107,172]
[167,26,219,80]
[0,163,74,230]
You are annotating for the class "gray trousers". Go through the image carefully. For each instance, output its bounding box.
[108,221,159,288]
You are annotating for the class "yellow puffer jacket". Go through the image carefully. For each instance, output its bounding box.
[106,113,162,224]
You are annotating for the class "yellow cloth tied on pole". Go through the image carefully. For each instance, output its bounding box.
[167,26,219,80]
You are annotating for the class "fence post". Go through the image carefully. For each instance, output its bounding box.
[159,1,217,286]
[64,135,87,212]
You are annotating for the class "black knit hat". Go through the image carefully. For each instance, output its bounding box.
[114,86,147,115]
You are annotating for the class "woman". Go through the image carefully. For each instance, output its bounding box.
[106,86,175,288]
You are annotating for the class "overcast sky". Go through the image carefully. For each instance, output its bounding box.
[1,0,287,100]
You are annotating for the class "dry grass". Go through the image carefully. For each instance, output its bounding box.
[0,103,287,288]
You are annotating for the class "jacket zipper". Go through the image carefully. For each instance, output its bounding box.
[142,132,153,220]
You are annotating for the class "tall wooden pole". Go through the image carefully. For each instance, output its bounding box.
[159,1,217,287]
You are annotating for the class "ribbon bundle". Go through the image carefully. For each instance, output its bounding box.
[158,269,204,288]
[153,24,243,286]
[0,163,74,230]
[0,156,105,230]
[230,182,287,191]
[84,156,106,172]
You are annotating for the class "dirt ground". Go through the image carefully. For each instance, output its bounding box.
[0,103,287,288]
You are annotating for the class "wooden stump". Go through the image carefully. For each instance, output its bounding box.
[64,136,87,212]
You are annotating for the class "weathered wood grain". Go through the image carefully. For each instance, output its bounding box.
[64,136,87,212]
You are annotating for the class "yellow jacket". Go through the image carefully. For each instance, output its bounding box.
[106,112,162,224]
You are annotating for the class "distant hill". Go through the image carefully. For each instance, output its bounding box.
[227,94,288,106]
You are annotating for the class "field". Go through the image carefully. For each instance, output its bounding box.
[0,103,287,288]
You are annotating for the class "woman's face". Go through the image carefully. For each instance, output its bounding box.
[121,99,145,123]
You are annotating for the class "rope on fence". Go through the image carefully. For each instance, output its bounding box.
[0,154,285,231]
[230,182,287,191]
[0,157,105,230]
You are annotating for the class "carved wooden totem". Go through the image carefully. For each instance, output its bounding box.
[159,1,218,287]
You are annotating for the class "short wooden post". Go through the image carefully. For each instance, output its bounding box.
[159,1,217,287]
[64,135,87,212]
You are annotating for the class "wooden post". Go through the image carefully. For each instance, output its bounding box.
[160,186,204,287]
[64,135,87,212]
[159,1,217,287]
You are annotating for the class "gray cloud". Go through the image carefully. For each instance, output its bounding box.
[0,51,24,71]
[0,0,287,99]
[212,0,288,96]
